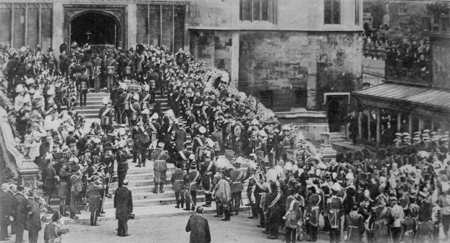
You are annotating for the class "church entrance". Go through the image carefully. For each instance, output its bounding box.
[70,11,119,47]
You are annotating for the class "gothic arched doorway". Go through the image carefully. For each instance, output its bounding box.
[70,11,120,47]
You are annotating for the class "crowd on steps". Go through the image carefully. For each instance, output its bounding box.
[0,43,450,243]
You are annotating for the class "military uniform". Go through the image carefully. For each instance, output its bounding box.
[171,167,185,208]
[327,194,343,243]
[151,148,169,193]
[229,167,247,215]
[345,208,364,243]
[87,179,104,226]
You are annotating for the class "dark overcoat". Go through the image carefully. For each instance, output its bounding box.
[114,186,133,220]
[185,214,211,243]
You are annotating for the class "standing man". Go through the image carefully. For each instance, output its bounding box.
[151,142,169,194]
[87,176,103,226]
[14,185,28,243]
[99,97,115,133]
[114,180,133,237]
[327,186,343,243]
[25,191,41,243]
[214,174,232,221]
[185,207,211,243]
[171,166,185,209]
[0,183,14,240]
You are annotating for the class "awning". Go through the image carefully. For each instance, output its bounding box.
[353,83,450,112]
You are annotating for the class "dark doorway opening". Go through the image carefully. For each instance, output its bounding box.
[71,12,119,46]
[327,96,348,132]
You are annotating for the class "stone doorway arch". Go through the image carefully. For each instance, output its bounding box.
[63,4,127,49]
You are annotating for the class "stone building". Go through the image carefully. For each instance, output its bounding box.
[0,0,363,111]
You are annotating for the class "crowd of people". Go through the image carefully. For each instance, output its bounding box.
[362,25,432,83]
[0,41,450,243]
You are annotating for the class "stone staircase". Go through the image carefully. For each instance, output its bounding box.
[103,162,206,209]
[74,92,109,119]
[74,91,171,120]
[329,131,348,143]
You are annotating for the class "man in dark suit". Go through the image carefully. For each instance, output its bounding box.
[114,180,133,237]
[25,191,41,243]
[0,184,15,240]
[14,185,29,243]
[185,207,211,243]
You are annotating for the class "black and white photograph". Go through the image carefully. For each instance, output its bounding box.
[0,0,449,242]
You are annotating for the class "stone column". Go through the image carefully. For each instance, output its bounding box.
[408,114,413,136]
[230,31,240,89]
[376,108,381,146]
[397,113,401,132]
[127,4,137,49]
[418,118,424,131]
[367,109,371,142]
[52,1,64,55]
[358,111,362,140]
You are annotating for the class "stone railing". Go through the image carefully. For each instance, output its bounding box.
[0,106,39,187]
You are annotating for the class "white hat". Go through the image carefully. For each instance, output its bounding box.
[198,126,206,134]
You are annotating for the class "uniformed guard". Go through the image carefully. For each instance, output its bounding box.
[116,141,131,187]
[345,205,363,243]
[327,185,343,243]
[86,175,104,226]
[305,186,321,242]
[185,164,201,211]
[99,97,115,133]
[199,150,214,207]
[229,164,248,215]
[171,166,185,209]
[151,142,169,193]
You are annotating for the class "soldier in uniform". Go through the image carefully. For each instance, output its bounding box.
[151,142,169,193]
[57,163,71,217]
[229,164,248,215]
[116,142,131,187]
[214,173,232,221]
[439,189,450,239]
[99,97,115,133]
[345,205,364,243]
[69,166,83,219]
[199,151,214,207]
[305,186,321,242]
[327,185,344,243]
[185,164,201,211]
[86,175,104,226]
[171,166,186,209]
[114,180,133,237]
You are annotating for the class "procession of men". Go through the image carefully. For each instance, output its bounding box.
[0,40,450,243]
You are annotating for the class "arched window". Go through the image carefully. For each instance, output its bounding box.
[324,0,341,24]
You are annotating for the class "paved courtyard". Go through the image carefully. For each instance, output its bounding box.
[0,210,331,243]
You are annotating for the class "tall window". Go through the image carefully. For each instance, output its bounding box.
[355,0,360,25]
[240,0,277,23]
[324,0,341,24]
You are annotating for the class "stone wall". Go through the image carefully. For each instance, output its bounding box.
[238,31,362,111]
